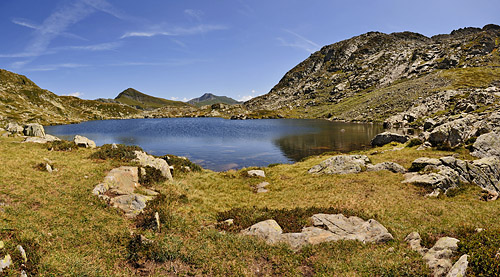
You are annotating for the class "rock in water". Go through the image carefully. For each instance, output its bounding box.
[134,151,173,181]
[23,123,45,137]
[74,135,96,148]
[370,132,409,147]
[309,155,370,175]
[471,132,500,158]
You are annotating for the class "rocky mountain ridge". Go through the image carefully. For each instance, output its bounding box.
[244,24,500,122]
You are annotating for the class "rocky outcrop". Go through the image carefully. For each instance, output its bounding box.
[242,214,393,250]
[23,123,45,137]
[471,132,500,158]
[403,156,500,197]
[405,232,462,277]
[74,135,96,148]
[309,155,370,175]
[309,155,406,175]
[366,162,407,173]
[92,166,159,218]
[371,132,409,147]
[247,170,266,178]
[23,134,60,144]
[133,151,173,181]
[446,254,468,277]
[5,123,23,134]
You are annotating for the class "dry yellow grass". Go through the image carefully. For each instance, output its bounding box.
[0,135,498,276]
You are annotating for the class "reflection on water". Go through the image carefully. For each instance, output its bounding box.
[45,118,383,171]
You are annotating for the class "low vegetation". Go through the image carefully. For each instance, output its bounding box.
[1,135,499,275]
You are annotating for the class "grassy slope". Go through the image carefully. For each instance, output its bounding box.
[2,131,500,275]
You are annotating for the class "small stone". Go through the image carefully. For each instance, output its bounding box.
[21,270,27,277]
[74,135,96,148]
[248,170,265,178]
[17,245,27,263]
[46,163,53,173]
[223,219,234,225]
[0,254,12,272]
[155,211,160,232]
[111,143,118,149]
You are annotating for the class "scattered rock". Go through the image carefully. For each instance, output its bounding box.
[255,182,270,193]
[16,245,27,263]
[21,270,27,277]
[92,166,159,218]
[471,132,500,158]
[155,212,160,232]
[242,214,393,250]
[223,219,234,226]
[371,132,409,147]
[5,122,23,134]
[366,162,406,173]
[308,155,370,175]
[417,141,432,151]
[111,143,118,149]
[0,254,12,272]
[247,170,266,178]
[23,123,45,137]
[423,237,459,277]
[446,254,468,277]
[406,232,460,277]
[45,163,53,173]
[74,135,96,148]
[134,151,173,181]
[23,134,60,144]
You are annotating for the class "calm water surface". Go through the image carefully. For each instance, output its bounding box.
[45,118,383,171]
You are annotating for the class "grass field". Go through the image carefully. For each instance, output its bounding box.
[1,134,499,276]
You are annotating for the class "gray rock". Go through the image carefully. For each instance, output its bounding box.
[23,123,45,137]
[309,155,370,175]
[255,182,269,193]
[404,232,428,255]
[23,134,60,144]
[5,122,23,134]
[423,237,459,277]
[366,162,406,173]
[0,254,11,272]
[371,132,409,147]
[21,270,27,277]
[471,132,500,158]
[16,245,27,263]
[111,143,118,149]
[241,219,283,244]
[446,254,468,277]
[134,151,173,181]
[417,141,432,151]
[74,135,96,148]
[428,115,476,147]
[409,157,442,172]
[93,166,160,218]
[247,170,266,178]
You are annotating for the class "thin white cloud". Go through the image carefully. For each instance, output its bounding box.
[184,9,204,21]
[121,24,228,39]
[238,89,260,102]
[278,29,320,53]
[4,0,125,69]
[12,18,88,41]
[65,41,122,51]
[171,97,179,100]
[63,92,83,97]
[25,63,88,72]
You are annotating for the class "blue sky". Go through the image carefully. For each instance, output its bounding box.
[0,0,498,102]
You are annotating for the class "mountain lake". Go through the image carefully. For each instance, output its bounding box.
[45,118,384,171]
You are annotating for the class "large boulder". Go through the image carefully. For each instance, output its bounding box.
[428,115,476,147]
[247,170,266,178]
[471,132,500,158]
[92,166,159,218]
[366,162,406,173]
[23,134,60,144]
[23,123,45,137]
[370,132,409,147]
[5,123,23,134]
[446,254,468,277]
[308,155,370,175]
[242,214,393,250]
[405,232,460,277]
[134,151,173,181]
[74,135,96,148]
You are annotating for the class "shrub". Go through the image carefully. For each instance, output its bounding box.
[126,234,183,266]
[406,138,423,148]
[458,229,500,276]
[161,155,202,175]
[47,140,77,151]
[135,192,187,232]
[90,144,143,161]
[138,166,166,187]
[216,206,370,233]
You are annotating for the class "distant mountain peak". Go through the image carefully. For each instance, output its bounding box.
[187,93,242,107]
[114,88,191,110]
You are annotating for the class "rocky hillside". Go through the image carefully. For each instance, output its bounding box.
[187,93,241,107]
[114,88,191,110]
[244,24,500,122]
[0,69,141,125]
